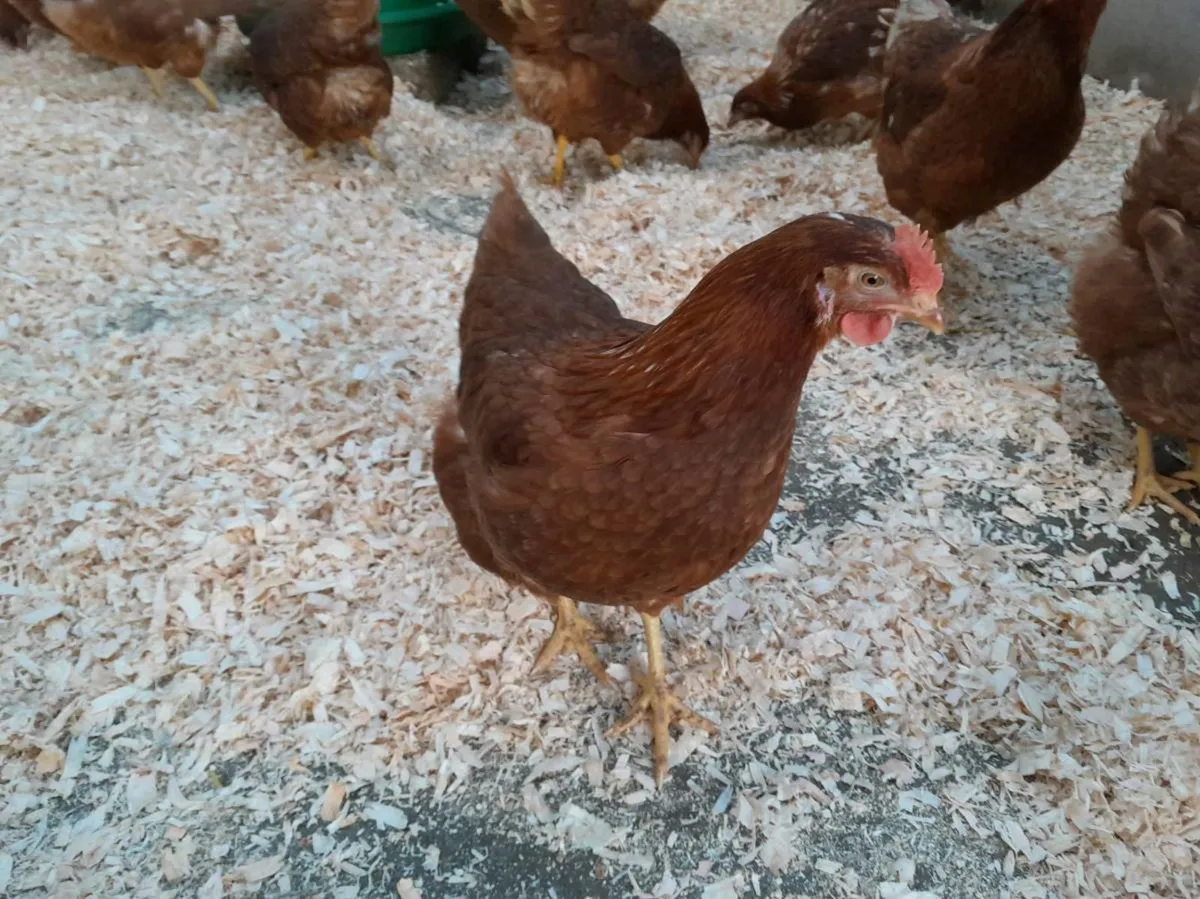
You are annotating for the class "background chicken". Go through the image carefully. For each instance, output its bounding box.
[249,0,393,162]
[1,0,31,47]
[1070,85,1200,525]
[874,0,1108,255]
[40,0,246,110]
[729,0,895,135]
[434,174,944,783]
[454,0,709,185]
[7,0,61,37]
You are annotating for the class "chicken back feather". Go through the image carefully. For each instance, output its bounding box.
[434,174,944,782]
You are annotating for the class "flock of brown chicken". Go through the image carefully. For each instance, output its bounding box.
[7,0,1198,784]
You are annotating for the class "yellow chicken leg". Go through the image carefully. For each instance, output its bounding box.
[551,134,569,187]
[1128,427,1200,524]
[530,596,613,686]
[606,611,718,786]
[140,66,166,99]
[607,154,623,172]
[303,146,320,161]
[187,77,220,112]
[358,136,384,163]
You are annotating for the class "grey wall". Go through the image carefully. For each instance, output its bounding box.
[980,0,1200,103]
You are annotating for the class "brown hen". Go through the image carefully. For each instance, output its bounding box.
[1070,85,1200,525]
[729,0,895,136]
[454,0,708,185]
[433,174,945,783]
[249,0,393,162]
[875,0,1107,255]
[40,0,248,110]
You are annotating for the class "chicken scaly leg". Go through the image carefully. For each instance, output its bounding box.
[607,611,718,786]
[358,136,384,163]
[607,154,623,172]
[186,77,220,112]
[1128,427,1200,525]
[551,134,569,187]
[530,596,613,686]
[140,66,166,99]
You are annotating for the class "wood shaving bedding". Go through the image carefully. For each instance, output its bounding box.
[1,1,1197,896]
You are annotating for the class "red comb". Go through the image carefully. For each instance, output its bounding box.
[894,223,944,294]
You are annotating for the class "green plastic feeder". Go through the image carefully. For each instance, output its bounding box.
[378,0,481,57]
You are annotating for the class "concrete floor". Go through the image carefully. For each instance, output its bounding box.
[980,0,1200,104]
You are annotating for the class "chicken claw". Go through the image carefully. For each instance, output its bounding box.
[1177,444,1200,486]
[606,612,717,786]
[1128,427,1200,525]
[140,66,166,99]
[187,77,220,112]
[551,134,568,187]
[303,147,320,161]
[607,154,623,172]
[530,596,613,686]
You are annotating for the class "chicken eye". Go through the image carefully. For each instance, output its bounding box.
[859,271,886,289]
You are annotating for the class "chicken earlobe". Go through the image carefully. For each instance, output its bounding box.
[1127,427,1200,525]
[605,612,717,786]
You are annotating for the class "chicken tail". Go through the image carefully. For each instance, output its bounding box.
[886,0,954,50]
[478,170,553,257]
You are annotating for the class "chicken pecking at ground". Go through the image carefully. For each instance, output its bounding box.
[1070,84,1200,525]
[249,0,393,162]
[454,0,708,186]
[874,0,1108,259]
[433,173,944,783]
[729,0,895,137]
[40,0,255,110]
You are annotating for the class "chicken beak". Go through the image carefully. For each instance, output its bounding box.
[897,290,945,335]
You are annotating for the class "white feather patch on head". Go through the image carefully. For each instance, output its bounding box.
[816,282,835,324]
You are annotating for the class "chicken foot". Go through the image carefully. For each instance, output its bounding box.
[1128,427,1200,525]
[530,596,613,686]
[1176,444,1200,485]
[358,136,384,163]
[607,154,622,172]
[187,77,220,112]
[606,611,717,786]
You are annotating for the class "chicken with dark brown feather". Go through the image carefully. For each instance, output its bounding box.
[1070,85,1200,525]
[454,0,708,185]
[0,0,31,47]
[433,174,944,783]
[729,0,895,135]
[6,0,61,37]
[875,0,1107,257]
[250,0,394,162]
[41,0,249,110]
